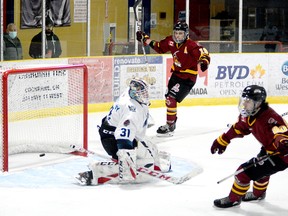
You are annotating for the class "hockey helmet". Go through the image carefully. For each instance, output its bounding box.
[173,21,189,44]
[129,78,149,105]
[238,85,267,117]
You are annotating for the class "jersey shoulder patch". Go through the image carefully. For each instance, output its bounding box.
[128,105,136,112]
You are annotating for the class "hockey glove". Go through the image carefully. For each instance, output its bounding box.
[211,133,230,154]
[250,148,268,166]
[198,60,208,72]
[273,134,288,156]
[255,147,268,165]
[136,31,150,45]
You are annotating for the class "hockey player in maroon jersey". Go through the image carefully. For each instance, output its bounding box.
[136,21,210,136]
[211,85,288,208]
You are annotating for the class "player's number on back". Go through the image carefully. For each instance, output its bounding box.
[120,128,131,138]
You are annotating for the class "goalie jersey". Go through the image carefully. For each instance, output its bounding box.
[106,87,149,144]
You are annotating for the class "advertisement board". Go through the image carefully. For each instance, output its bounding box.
[1,53,287,108]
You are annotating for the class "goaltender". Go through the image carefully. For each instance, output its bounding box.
[76,78,171,185]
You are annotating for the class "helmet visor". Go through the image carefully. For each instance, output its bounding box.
[173,30,186,43]
[238,97,261,117]
[129,79,149,105]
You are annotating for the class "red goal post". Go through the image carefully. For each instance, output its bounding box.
[1,64,88,172]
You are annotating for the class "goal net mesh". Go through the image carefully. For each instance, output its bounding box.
[0,64,88,171]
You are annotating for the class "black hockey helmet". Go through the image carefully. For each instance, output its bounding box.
[238,85,267,117]
[241,85,267,102]
[173,21,189,43]
[174,21,189,32]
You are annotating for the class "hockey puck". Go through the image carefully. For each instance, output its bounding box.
[39,153,46,157]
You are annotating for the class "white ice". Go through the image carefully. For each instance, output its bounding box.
[1,104,288,216]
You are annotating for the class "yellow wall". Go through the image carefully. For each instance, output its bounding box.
[150,0,174,40]
[14,0,128,59]
[12,1,229,59]
[210,0,226,18]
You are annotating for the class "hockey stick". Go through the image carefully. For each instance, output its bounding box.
[133,0,150,80]
[281,111,288,117]
[133,0,142,23]
[71,145,198,184]
[217,153,276,184]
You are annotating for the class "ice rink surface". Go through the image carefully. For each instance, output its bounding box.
[1,104,288,216]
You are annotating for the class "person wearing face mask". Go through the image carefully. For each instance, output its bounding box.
[29,16,62,58]
[3,23,23,60]
[136,21,210,136]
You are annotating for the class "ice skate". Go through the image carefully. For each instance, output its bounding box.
[156,123,176,137]
[213,196,241,208]
[75,171,93,186]
[242,192,266,202]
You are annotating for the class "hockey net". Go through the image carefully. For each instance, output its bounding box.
[0,64,88,172]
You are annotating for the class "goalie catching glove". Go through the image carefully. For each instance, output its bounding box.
[136,31,150,46]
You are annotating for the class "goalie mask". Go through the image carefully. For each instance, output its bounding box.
[129,78,149,105]
[238,85,267,117]
[172,21,189,44]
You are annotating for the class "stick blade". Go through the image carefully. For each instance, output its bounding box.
[133,0,142,21]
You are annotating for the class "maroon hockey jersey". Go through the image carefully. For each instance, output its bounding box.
[227,106,288,163]
[150,36,209,82]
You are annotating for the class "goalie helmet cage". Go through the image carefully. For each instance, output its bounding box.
[1,64,88,172]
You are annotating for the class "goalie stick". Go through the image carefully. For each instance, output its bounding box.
[71,145,199,184]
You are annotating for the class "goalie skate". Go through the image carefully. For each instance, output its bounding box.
[75,171,93,186]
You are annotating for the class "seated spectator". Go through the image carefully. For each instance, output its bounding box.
[29,16,62,58]
[260,23,281,52]
[3,23,23,60]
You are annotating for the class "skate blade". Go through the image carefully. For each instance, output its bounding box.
[156,132,174,137]
[75,176,88,186]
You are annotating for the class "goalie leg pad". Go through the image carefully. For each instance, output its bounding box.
[88,161,119,185]
[88,159,152,185]
[117,149,137,182]
[139,139,171,172]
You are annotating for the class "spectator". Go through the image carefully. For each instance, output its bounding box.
[3,23,23,60]
[29,17,62,58]
[260,23,281,52]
